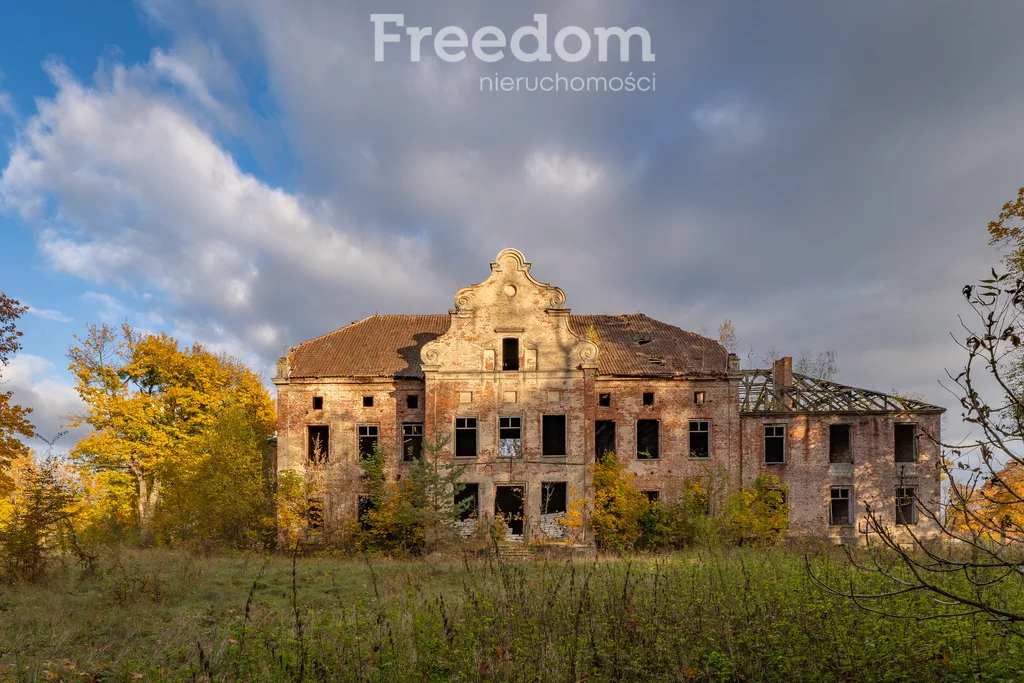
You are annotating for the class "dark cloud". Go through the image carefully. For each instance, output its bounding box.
[6,0,1024,445]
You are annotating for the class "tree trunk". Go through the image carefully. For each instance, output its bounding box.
[136,474,161,546]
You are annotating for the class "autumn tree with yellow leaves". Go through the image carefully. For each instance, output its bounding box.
[66,323,276,546]
[0,293,35,496]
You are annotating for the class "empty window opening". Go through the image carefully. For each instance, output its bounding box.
[829,424,852,464]
[595,420,616,462]
[357,496,374,530]
[543,414,567,456]
[312,396,324,410]
[455,483,479,521]
[307,425,330,464]
[689,421,711,459]
[764,425,786,464]
[406,394,419,409]
[502,338,520,371]
[363,395,374,408]
[637,419,660,459]
[542,482,568,515]
[494,485,525,536]
[358,425,379,459]
[642,392,655,406]
[642,491,660,503]
[830,488,852,526]
[896,487,917,525]
[308,498,324,532]
[694,391,705,405]
[455,417,478,458]
[598,393,611,407]
[402,423,424,462]
[499,416,522,458]
[895,424,917,463]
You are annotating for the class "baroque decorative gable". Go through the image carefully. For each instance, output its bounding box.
[421,249,598,373]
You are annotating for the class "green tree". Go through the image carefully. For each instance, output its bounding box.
[0,456,77,583]
[154,404,276,548]
[355,430,472,555]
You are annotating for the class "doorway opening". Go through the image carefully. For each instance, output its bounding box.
[494,485,525,537]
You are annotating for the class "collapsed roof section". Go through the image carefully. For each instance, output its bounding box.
[739,369,944,415]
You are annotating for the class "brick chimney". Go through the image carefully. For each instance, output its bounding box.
[773,356,793,410]
[727,353,740,373]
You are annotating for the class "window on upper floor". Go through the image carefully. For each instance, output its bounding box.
[402,423,423,462]
[406,394,419,409]
[363,395,374,408]
[502,338,520,371]
[689,420,710,459]
[595,420,616,462]
[312,396,323,410]
[307,425,329,464]
[895,424,917,463]
[765,425,786,464]
[642,392,655,406]
[829,424,852,463]
[358,425,378,459]
[637,419,659,459]
[455,417,477,458]
[598,393,611,407]
[542,414,566,456]
[499,416,522,458]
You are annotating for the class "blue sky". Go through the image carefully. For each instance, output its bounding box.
[3,1,1024,450]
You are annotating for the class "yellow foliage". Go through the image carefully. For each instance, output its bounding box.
[724,474,790,546]
[557,486,587,545]
[67,323,276,545]
[590,453,650,552]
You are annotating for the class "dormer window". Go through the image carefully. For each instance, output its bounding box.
[502,338,520,371]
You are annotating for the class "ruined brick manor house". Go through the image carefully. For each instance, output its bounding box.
[273,249,943,544]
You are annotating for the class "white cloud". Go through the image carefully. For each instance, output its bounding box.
[0,56,444,364]
[24,303,72,323]
[692,101,763,144]
[0,69,14,120]
[2,353,88,453]
[525,150,607,197]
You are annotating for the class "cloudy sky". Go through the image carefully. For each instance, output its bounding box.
[1,0,1022,449]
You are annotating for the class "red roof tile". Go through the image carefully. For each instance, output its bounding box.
[286,313,727,379]
[289,315,450,379]
[570,314,728,377]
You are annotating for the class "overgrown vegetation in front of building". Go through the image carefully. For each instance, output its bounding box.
[591,453,789,552]
[2,546,1022,682]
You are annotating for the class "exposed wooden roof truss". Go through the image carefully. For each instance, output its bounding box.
[738,370,943,415]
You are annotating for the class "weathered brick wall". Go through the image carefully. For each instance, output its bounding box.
[592,376,740,509]
[273,249,944,546]
[739,412,942,541]
[276,377,425,530]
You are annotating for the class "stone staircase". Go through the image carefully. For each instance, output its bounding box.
[493,543,536,562]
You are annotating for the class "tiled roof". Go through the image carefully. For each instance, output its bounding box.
[286,312,728,379]
[288,315,450,379]
[569,314,728,376]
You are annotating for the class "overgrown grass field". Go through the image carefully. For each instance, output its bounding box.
[1,545,1022,682]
